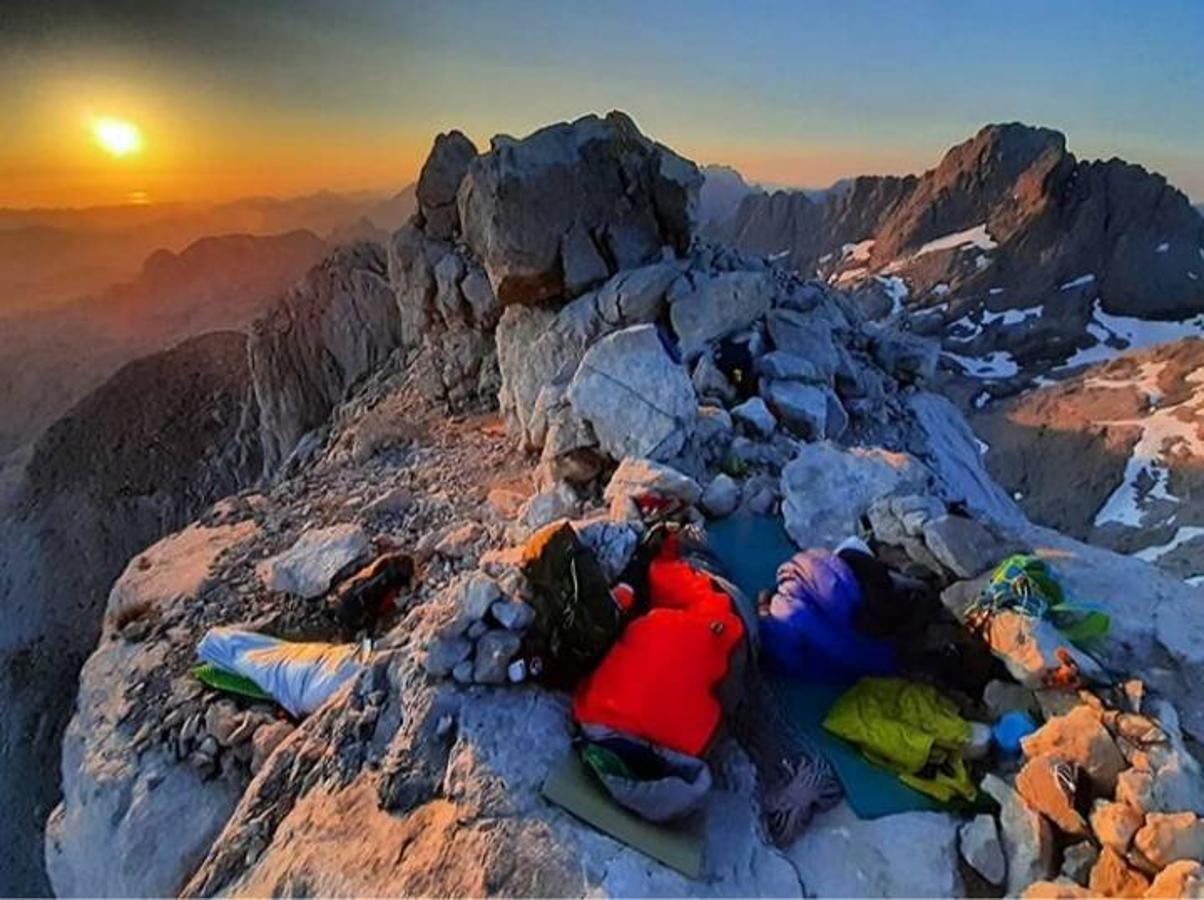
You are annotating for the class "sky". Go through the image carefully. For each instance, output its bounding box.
[2,0,1201,208]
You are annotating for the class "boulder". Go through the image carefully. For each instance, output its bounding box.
[731,396,777,437]
[1021,706,1127,795]
[416,131,478,239]
[1021,880,1094,898]
[423,637,472,677]
[868,327,939,383]
[603,457,702,517]
[1092,800,1145,854]
[1089,846,1151,898]
[1060,841,1099,884]
[458,112,699,306]
[701,474,741,519]
[765,308,840,381]
[691,354,737,404]
[1145,860,1204,898]
[473,630,522,684]
[1133,812,1204,869]
[958,814,1006,886]
[922,514,1015,578]
[1016,756,1087,836]
[985,611,1107,690]
[567,325,697,462]
[757,350,826,383]
[982,772,1056,896]
[781,442,926,549]
[489,599,535,632]
[668,271,775,358]
[763,381,838,439]
[256,524,370,599]
[786,804,963,897]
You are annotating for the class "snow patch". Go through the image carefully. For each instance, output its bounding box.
[1134,525,1204,562]
[1058,300,1204,371]
[915,223,998,257]
[982,304,1043,327]
[944,349,1019,379]
[1155,242,1170,254]
[873,275,909,315]
[1060,274,1096,290]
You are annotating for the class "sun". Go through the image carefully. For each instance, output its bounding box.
[92,117,143,157]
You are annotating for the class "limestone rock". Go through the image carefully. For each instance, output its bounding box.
[1092,800,1144,854]
[1133,812,1204,869]
[250,721,294,775]
[1060,841,1099,885]
[416,131,478,239]
[256,524,370,599]
[787,804,963,897]
[423,637,472,677]
[986,611,1107,690]
[668,270,775,359]
[567,325,697,462]
[922,513,1014,578]
[1016,755,1088,836]
[1089,846,1151,898]
[489,599,535,632]
[765,308,840,381]
[958,814,1007,886]
[458,112,699,306]
[603,457,702,516]
[982,772,1056,896]
[1145,860,1204,898]
[701,474,741,519]
[763,380,837,439]
[757,350,826,383]
[1022,706,1127,795]
[514,484,579,536]
[732,396,777,438]
[473,630,522,684]
[781,442,926,549]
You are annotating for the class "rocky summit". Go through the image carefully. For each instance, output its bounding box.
[3,111,1204,899]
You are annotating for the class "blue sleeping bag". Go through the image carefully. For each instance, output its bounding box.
[760,550,897,682]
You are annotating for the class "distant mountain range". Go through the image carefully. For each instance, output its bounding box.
[708,124,1204,394]
[0,230,328,462]
[0,185,415,315]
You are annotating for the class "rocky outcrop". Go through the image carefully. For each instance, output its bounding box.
[249,242,400,473]
[459,111,701,306]
[0,332,262,894]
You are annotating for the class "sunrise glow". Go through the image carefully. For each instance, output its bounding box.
[91,117,142,157]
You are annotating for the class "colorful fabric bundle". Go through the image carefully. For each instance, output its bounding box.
[972,554,1111,647]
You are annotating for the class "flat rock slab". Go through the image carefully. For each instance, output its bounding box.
[257,524,370,599]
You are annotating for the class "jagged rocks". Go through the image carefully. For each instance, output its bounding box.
[668,270,775,359]
[256,524,370,599]
[959,814,1007,886]
[780,442,926,548]
[472,630,522,684]
[982,772,1056,895]
[1022,706,1127,795]
[458,111,700,306]
[567,325,697,461]
[250,243,400,473]
[1089,846,1151,897]
[731,396,777,437]
[603,457,703,517]
[763,381,845,440]
[1017,756,1088,836]
[1146,860,1204,897]
[1134,812,1204,869]
[415,130,478,239]
[1092,800,1145,853]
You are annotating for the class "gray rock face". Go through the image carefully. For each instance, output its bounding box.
[415,131,478,239]
[959,814,1007,886]
[765,308,840,381]
[701,474,741,518]
[250,243,401,473]
[787,804,963,897]
[731,396,777,437]
[922,513,1014,578]
[757,350,825,383]
[494,263,678,447]
[473,630,522,684]
[781,442,927,548]
[869,327,939,383]
[567,325,697,461]
[668,270,775,359]
[981,773,1056,895]
[763,381,840,439]
[256,524,370,599]
[458,112,700,306]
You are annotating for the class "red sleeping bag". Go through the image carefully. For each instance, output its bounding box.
[572,536,745,757]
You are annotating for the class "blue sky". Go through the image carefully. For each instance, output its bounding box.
[4,0,1202,204]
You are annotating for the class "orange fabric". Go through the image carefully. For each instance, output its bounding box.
[572,540,745,756]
